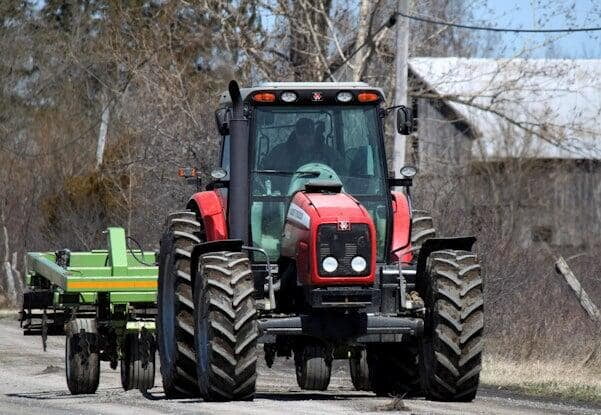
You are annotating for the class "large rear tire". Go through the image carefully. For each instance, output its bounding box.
[65,319,100,395]
[194,251,258,401]
[367,342,421,397]
[419,250,484,402]
[157,211,203,398]
[294,342,332,391]
[411,210,436,261]
[120,330,156,392]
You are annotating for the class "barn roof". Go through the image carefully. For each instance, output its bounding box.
[409,57,601,160]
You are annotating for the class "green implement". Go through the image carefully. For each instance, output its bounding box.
[20,227,159,395]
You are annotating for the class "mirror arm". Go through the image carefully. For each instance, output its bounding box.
[382,104,410,117]
[388,177,412,187]
[205,179,229,191]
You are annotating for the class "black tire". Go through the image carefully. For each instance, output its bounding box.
[411,210,436,261]
[349,348,370,391]
[194,251,259,401]
[294,343,332,391]
[65,319,100,395]
[367,342,421,397]
[419,250,484,402]
[157,210,203,398]
[120,331,156,392]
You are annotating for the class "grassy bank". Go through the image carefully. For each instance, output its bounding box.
[0,309,18,318]
[481,354,601,404]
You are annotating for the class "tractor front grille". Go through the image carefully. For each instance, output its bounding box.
[317,223,371,277]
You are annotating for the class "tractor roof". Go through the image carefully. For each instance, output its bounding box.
[218,82,386,107]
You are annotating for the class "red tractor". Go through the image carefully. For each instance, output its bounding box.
[156,81,483,401]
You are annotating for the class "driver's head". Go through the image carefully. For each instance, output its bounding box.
[294,118,315,150]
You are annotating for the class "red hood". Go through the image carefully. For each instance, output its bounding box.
[303,192,369,220]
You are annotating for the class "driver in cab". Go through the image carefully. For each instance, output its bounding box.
[260,117,342,172]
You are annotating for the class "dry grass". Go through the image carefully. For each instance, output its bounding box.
[482,354,601,404]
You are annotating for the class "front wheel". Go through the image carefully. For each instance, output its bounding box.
[194,251,259,402]
[419,250,484,402]
[294,342,332,391]
[349,348,370,391]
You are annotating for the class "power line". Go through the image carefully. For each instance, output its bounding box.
[395,11,601,33]
[324,14,398,80]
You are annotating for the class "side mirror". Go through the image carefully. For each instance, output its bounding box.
[215,108,229,135]
[396,106,413,135]
[211,167,228,180]
[205,167,229,191]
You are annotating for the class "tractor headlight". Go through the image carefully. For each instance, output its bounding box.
[322,256,338,273]
[350,256,367,273]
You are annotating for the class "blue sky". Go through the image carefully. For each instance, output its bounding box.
[29,0,601,59]
[470,0,601,58]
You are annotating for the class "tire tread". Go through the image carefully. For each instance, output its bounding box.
[420,249,484,402]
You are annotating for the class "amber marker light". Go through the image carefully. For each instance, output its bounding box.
[357,91,380,102]
[252,92,276,102]
[178,167,197,177]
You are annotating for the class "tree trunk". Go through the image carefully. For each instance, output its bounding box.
[289,0,332,81]
[96,90,110,169]
[351,0,372,81]
[1,216,20,304]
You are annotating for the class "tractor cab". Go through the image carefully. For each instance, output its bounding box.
[215,82,392,263]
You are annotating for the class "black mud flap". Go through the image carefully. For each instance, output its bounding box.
[415,236,476,279]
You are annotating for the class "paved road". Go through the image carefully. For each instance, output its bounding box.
[0,316,598,415]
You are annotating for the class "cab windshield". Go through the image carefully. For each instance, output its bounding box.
[250,105,389,261]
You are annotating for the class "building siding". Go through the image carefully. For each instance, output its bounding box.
[411,97,601,249]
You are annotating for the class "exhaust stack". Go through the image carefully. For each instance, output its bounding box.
[227,80,250,244]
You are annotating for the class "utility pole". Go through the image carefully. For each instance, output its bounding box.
[393,0,409,177]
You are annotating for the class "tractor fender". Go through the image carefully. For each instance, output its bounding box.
[415,236,477,280]
[187,190,228,241]
[390,192,412,263]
